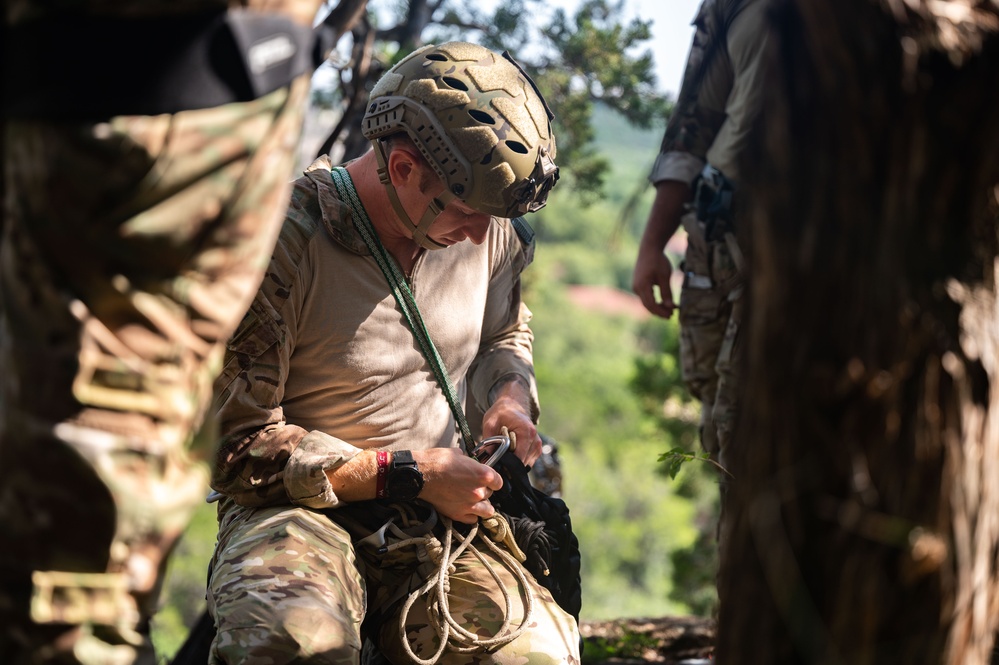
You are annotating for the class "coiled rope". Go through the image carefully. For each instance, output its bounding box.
[394,512,536,665]
[389,432,535,664]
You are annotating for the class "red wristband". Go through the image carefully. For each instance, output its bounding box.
[375,450,389,499]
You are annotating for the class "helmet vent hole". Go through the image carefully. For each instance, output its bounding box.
[442,76,468,91]
[506,140,529,155]
[468,109,495,125]
[426,54,448,61]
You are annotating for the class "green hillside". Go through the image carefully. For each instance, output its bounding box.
[590,103,666,176]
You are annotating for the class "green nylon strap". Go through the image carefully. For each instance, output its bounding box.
[329,166,476,455]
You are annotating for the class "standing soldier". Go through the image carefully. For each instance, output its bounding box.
[1,1,329,662]
[632,0,771,558]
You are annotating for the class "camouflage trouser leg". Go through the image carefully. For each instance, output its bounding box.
[707,292,743,569]
[678,280,743,469]
[0,79,310,665]
[208,502,580,665]
[208,502,367,664]
[709,292,744,474]
[678,222,745,565]
[677,213,746,471]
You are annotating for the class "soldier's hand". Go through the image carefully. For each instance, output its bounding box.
[482,377,541,467]
[633,245,677,318]
[634,179,688,318]
[482,401,540,468]
[415,448,503,524]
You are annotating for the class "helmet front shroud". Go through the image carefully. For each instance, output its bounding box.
[362,42,559,250]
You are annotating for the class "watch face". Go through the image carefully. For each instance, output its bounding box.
[386,451,424,501]
[387,468,423,501]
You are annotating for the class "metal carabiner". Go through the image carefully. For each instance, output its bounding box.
[472,435,511,467]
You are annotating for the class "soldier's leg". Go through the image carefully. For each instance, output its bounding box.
[677,218,723,458]
[208,502,366,665]
[711,292,745,474]
[677,235,741,609]
[709,291,745,572]
[0,80,310,665]
[707,232,746,473]
[377,543,580,665]
[678,284,729,462]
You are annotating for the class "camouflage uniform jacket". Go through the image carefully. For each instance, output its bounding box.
[649,0,771,186]
[211,156,539,508]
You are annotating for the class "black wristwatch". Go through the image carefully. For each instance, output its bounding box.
[384,450,424,501]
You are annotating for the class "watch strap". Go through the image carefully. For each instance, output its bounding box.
[375,450,389,499]
[392,450,416,469]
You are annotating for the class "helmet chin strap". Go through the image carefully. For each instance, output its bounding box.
[372,142,453,251]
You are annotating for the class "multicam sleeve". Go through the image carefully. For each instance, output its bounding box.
[468,219,540,421]
[649,0,727,186]
[212,414,361,508]
[209,180,362,509]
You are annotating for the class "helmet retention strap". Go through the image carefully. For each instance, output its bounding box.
[372,141,451,251]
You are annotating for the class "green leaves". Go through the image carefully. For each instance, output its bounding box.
[659,447,732,480]
[660,447,709,480]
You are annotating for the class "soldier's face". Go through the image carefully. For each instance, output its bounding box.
[425,198,491,247]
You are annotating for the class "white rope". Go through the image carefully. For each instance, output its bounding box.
[396,515,536,665]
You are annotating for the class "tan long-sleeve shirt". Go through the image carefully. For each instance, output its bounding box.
[649,0,771,186]
[211,156,539,508]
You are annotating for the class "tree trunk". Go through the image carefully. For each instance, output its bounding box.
[717,1,999,664]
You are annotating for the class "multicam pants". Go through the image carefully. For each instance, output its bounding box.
[208,500,581,665]
[0,79,311,664]
[677,210,746,473]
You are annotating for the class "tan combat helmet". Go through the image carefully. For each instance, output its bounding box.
[362,41,559,250]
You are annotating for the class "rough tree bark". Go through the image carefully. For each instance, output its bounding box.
[717,1,999,664]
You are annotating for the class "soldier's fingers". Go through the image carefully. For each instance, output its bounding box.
[636,289,658,311]
[639,291,672,318]
[473,500,495,519]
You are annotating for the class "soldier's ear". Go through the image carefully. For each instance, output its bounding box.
[386,145,422,190]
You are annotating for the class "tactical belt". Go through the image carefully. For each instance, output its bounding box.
[3,9,333,119]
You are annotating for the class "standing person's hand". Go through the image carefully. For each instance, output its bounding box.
[633,245,677,318]
[633,179,691,318]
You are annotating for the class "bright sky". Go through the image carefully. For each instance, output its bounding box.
[625,0,701,95]
[333,0,703,96]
